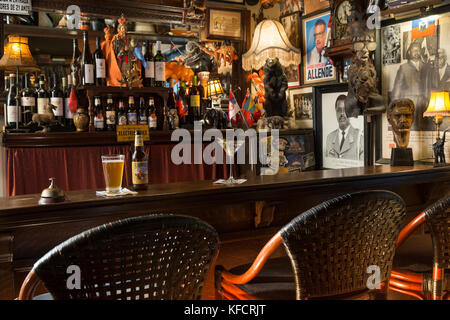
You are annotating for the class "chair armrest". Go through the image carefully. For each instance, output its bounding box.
[396,212,426,249]
[217,232,283,285]
[18,270,41,300]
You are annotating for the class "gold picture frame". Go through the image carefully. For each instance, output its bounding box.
[206,8,244,41]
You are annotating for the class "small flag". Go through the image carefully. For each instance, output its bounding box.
[412,18,435,39]
[241,89,255,127]
[176,93,188,118]
[228,91,241,121]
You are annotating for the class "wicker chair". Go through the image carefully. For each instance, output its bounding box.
[389,194,450,300]
[18,214,219,300]
[215,190,406,300]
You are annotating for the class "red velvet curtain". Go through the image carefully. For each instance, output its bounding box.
[6,144,230,196]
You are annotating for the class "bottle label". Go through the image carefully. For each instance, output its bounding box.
[139,115,148,125]
[118,115,127,125]
[135,135,144,147]
[106,110,116,125]
[145,61,155,78]
[7,104,20,123]
[149,115,157,128]
[96,58,106,78]
[37,97,49,114]
[65,98,74,119]
[50,97,64,116]
[190,95,200,108]
[155,62,165,82]
[132,161,148,185]
[84,64,95,84]
[128,112,137,125]
[94,114,104,129]
[21,97,35,107]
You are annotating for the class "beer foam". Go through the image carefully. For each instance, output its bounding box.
[102,160,124,163]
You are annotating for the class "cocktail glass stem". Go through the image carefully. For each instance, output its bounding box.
[228,156,234,181]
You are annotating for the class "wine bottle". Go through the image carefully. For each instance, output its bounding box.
[117,99,127,126]
[131,130,148,191]
[4,74,9,94]
[138,97,148,125]
[94,96,105,131]
[71,38,81,87]
[21,73,36,125]
[148,97,157,130]
[127,95,137,125]
[94,37,106,86]
[178,84,188,126]
[154,41,165,87]
[143,40,155,87]
[7,73,20,128]
[37,75,49,115]
[64,75,75,131]
[189,76,201,122]
[105,94,116,131]
[50,73,64,123]
[81,31,95,86]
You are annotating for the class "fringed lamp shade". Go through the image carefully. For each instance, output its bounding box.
[207,80,224,97]
[242,19,301,71]
[424,91,450,117]
[0,36,39,72]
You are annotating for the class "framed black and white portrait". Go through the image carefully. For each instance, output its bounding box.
[314,84,365,169]
[289,87,314,128]
[281,12,300,49]
[380,13,450,162]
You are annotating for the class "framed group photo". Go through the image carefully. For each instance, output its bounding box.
[301,10,337,86]
[289,87,314,129]
[314,84,365,170]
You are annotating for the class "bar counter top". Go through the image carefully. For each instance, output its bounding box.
[0,164,449,299]
[0,164,448,221]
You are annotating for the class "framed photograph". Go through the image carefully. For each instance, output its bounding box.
[386,0,427,9]
[206,8,244,41]
[284,64,300,88]
[303,0,330,15]
[281,12,300,49]
[302,10,337,86]
[314,83,365,169]
[280,0,303,16]
[289,87,314,129]
[380,13,450,162]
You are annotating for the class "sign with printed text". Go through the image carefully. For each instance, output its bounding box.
[0,0,32,15]
[116,125,150,143]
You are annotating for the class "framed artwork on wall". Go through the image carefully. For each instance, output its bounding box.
[280,0,303,16]
[301,10,337,86]
[303,0,330,15]
[206,8,244,41]
[314,83,365,169]
[289,87,314,129]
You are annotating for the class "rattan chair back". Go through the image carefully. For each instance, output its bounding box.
[424,195,450,269]
[280,190,406,299]
[32,214,219,300]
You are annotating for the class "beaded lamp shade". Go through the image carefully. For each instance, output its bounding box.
[0,35,39,72]
[242,19,301,71]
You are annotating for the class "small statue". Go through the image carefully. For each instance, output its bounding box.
[29,103,60,132]
[433,129,449,166]
[387,99,415,166]
[168,108,180,130]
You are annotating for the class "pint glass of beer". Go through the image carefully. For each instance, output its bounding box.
[101,155,125,193]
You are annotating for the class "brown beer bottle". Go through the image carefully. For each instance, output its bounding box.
[132,130,148,190]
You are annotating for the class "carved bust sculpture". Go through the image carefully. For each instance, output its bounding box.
[387,99,415,148]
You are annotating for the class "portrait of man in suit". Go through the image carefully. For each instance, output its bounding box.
[307,19,327,65]
[325,95,364,160]
[435,48,450,90]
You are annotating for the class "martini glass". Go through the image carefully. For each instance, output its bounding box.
[215,137,246,185]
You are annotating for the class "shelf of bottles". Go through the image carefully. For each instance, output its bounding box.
[3,30,209,137]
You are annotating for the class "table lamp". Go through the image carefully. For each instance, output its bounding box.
[207,79,224,107]
[424,91,450,166]
[0,35,39,131]
[204,78,228,129]
[242,19,300,121]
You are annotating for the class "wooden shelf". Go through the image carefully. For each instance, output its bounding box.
[80,85,170,96]
[4,24,194,44]
[381,0,444,16]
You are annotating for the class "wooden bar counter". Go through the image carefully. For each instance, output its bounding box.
[0,164,449,299]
